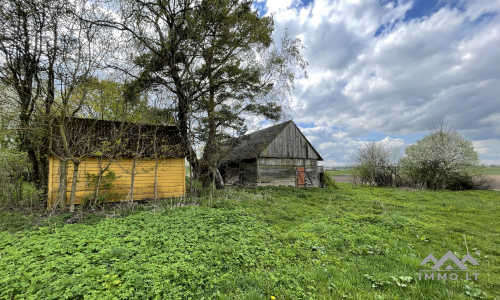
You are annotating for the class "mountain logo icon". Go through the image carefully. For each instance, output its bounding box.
[420,251,479,270]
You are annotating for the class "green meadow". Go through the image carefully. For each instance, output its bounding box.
[482,167,500,176]
[0,184,499,299]
[326,170,351,176]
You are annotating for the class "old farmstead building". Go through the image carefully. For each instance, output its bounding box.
[220,121,324,187]
[47,118,186,208]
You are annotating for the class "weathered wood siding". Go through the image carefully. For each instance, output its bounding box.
[257,158,319,187]
[258,158,318,166]
[48,157,185,207]
[220,159,259,187]
[260,122,320,160]
[239,159,258,186]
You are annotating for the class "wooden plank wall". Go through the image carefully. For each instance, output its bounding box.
[261,122,320,159]
[48,157,185,206]
[257,158,319,187]
[239,159,258,186]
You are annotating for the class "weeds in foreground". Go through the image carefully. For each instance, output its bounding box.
[0,184,499,299]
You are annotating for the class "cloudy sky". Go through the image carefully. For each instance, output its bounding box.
[254,0,500,166]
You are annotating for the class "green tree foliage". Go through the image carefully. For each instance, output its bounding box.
[67,77,167,124]
[0,149,40,207]
[193,1,307,186]
[96,0,307,187]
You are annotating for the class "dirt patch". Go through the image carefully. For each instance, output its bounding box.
[332,175,351,183]
[487,175,500,191]
[332,174,500,191]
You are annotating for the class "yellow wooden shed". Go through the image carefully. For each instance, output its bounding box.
[47,118,187,208]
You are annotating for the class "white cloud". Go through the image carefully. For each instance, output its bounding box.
[473,139,500,161]
[379,137,406,148]
[264,0,500,164]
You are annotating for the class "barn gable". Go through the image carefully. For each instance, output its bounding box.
[260,121,322,160]
[222,120,323,162]
[220,121,324,188]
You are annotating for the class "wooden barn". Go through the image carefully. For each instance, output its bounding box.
[47,118,186,208]
[220,121,324,187]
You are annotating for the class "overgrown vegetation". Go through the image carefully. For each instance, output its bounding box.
[351,122,491,191]
[0,149,42,208]
[1,184,498,299]
[323,172,338,188]
[0,0,307,208]
[83,171,120,207]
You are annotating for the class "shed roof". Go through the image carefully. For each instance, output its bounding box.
[50,118,186,158]
[222,120,323,162]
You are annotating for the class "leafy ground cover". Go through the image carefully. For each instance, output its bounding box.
[0,184,499,299]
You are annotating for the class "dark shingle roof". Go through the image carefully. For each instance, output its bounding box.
[222,121,292,162]
[50,118,186,158]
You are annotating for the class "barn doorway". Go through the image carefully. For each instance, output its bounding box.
[296,167,305,188]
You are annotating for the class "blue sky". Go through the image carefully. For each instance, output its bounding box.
[253,0,500,166]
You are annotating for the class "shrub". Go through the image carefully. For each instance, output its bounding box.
[83,171,120,207]
[400,122,481,191]
[323,173,338,188]
[0,149,40,207]
[350,140,403,187]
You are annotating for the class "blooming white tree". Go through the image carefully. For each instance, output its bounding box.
[401,122,480,190]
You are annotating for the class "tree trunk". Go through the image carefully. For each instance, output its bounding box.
[177,93,200,182]
[56,159,68,210]
[94,158,112,206]
[153,126,158,201]
[38,155,49,197]
[154,157,158,201]
[38,35,57,196]
[129,156,137,203]
[200,63,217,188]
[27,148,40,186]
[69,161,80,212]
[215,168,224,189]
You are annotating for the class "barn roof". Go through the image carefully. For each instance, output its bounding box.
[50,118,187,158]
[222,120,323,162]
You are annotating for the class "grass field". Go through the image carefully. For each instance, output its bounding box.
[483,167,500,175]
[326,170,352,176]
[0,185,499,299]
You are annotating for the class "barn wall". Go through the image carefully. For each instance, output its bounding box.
[48,157,185,207]
[257,158,319,187]
[260,122,320,160]
[220,159,259,187]
[239,159,258,186]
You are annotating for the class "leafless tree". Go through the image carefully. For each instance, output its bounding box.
[351,140,404,187]
[47,1,119,211]
[0,0,66,190]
